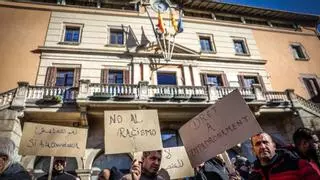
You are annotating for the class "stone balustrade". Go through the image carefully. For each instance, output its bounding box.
[1,81,300,107]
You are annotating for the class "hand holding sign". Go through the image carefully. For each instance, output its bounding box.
[179,90,262,167]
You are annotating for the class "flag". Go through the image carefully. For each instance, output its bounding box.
[177,11,184,33]
[170,10,178,32]
[157,11,165,33]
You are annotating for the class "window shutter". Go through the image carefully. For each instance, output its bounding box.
[101,69,109,84]
[44,67,57,87]
[237,75,245,87]
[124,70,130,84]
[200,73,207,85]
[221,73,229,87]
[73,68,81,87]
[258,75,266,91]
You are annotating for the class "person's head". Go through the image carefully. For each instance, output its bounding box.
[0,137,15,174]
[141,150,162,176]
[98,168,110,180]
[232,155,250,172]
[251,132,276,166]
[293,127,319,157]
[53,157,67,172]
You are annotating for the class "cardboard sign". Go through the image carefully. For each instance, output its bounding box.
[133,147,194,179]
[161,147,195,179]
[104,110,162,154]
[179,90,262,167]
[19,122,88,157]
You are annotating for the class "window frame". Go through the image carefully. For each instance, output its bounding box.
[197,33,216,54]
[60,23,84,45]
[300,74,320,99]
[55,68,75,87]
[106,25,128,47]
[200,73,228,87]
[108,70,124,84]
[290,42,309,61]
[238,73,265,91]
[232,37,250,56]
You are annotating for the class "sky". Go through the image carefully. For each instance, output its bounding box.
[222,0,320,15]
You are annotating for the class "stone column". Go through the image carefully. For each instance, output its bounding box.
[78,80,91,100]
[75,169,92,180]
[252,84,266,101]
[79,105,88,127]
[182,65,192,86]
[138,81,149,100]
[11,81,28,110]
[207,85,219,101]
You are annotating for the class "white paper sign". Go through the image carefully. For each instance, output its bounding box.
[179,90,262,167]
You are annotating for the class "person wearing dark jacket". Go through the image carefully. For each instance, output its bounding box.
[0,137,31,180]
[249,132,320,180]
[292,127,320,169]
[37,157,79,180]
[99,167,123,180]
[120,150,168,180]
[195,156,229,180]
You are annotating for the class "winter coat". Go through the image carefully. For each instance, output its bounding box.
[0,163,31,180]
[249,149,320,180]
[37,171,79,180]
[195,158,229,180]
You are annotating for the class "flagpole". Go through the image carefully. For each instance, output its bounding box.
[145,7,166,60]
[169,34,176,61]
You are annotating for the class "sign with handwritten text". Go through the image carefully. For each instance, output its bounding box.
[133,146,194,179]
[104,110,162,154]
[161,146,194,179]
[179,90,262,167]
[19,122,88,157]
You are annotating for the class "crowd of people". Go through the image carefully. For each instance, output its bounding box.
[1,127,320,180]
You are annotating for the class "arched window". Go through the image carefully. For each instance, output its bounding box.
[161,130,183,148]
[33,156,78,179]
[91,153,131,180]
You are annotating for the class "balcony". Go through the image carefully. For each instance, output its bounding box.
[2,81,296,110]
[75,80,267,104]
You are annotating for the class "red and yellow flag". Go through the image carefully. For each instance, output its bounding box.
[157,11,165,33]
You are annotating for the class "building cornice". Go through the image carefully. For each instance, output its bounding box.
[1,1,317,37]
[38,46,267,65]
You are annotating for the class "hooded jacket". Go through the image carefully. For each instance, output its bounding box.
[249,149,320,180]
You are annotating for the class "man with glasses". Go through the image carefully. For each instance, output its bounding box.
[38,157,79,180]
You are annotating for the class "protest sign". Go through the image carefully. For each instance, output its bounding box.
[179,89,262,167]
[19,122,87,157]
[161,146,194,179]
[133,146,194,179]
[104,109,162,154]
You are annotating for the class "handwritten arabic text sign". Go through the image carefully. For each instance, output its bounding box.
[161,147,194,179]
[104,110,162,154]
[179,90,262,167]
[19,122,88,157]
